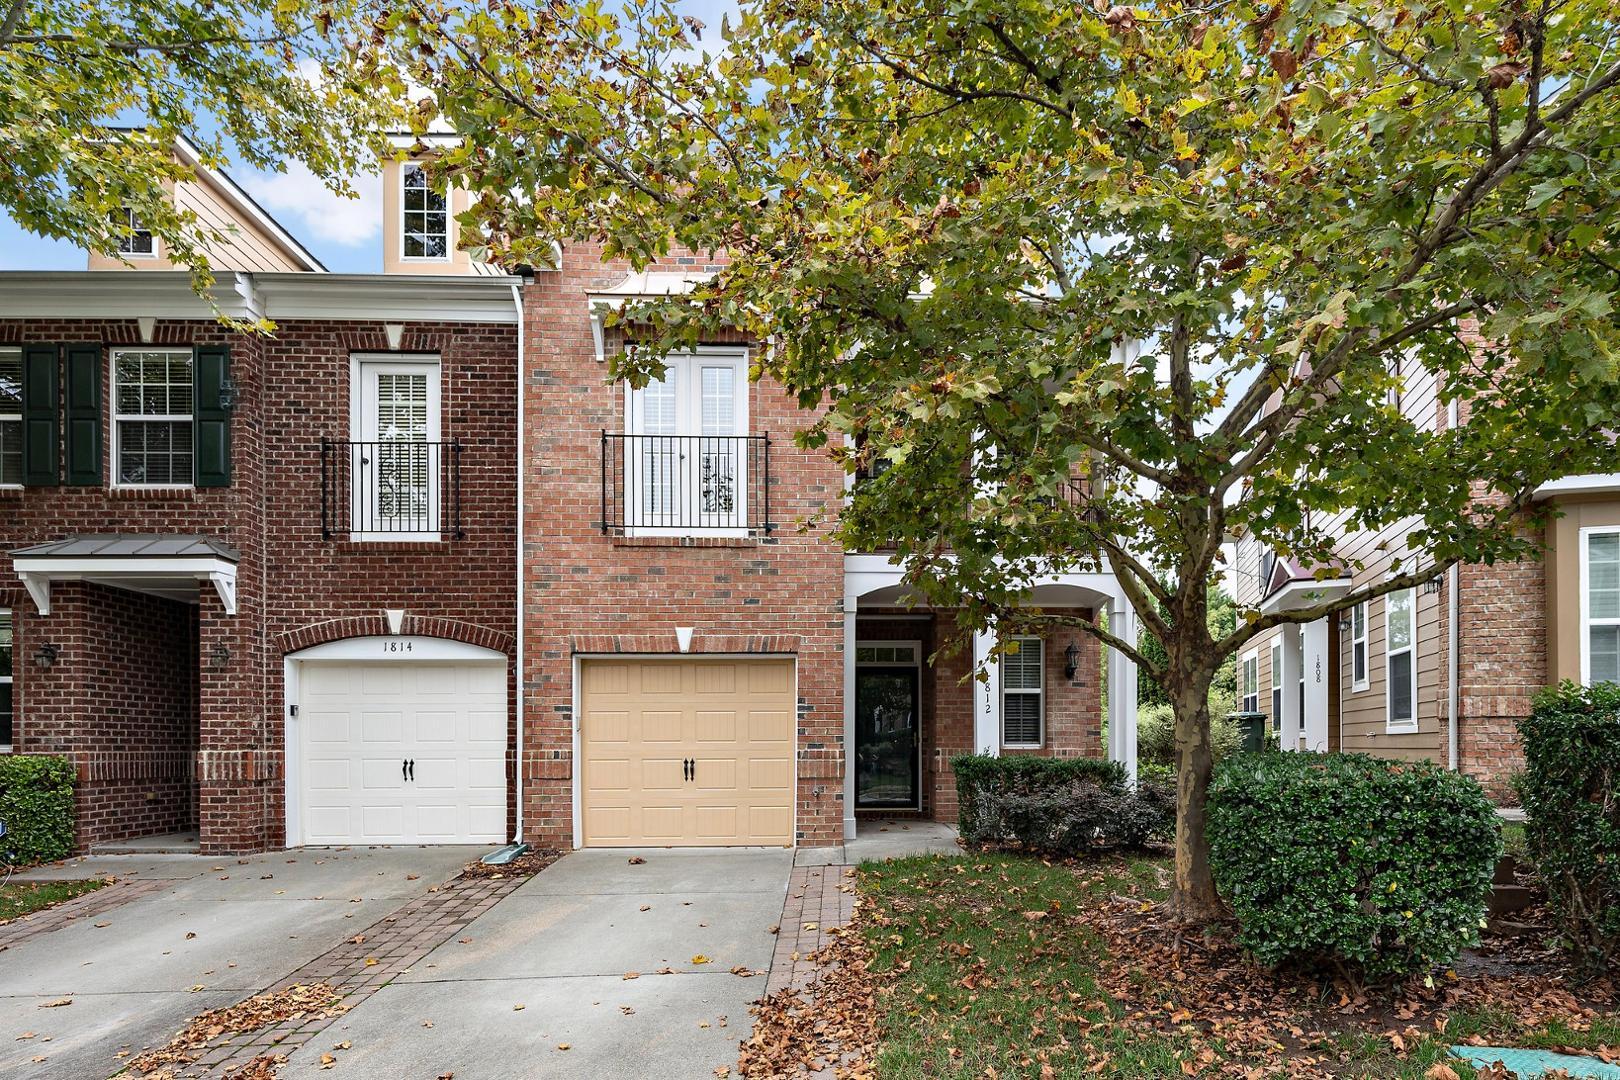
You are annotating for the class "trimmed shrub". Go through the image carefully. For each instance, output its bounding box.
[0,756,77,866]
[1208,752,1499,981]
[952,755,1169,853]
[1515,681,1620,972]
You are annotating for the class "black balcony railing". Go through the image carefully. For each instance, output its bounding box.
[601,432,773,535]
[321,438,464,540]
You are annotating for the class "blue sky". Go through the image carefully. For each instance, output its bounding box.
[0,0,741,274]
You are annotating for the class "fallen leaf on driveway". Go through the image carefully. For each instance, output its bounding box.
[620,1006,635,1015]
[639,905,651,912]
[406,874,420,881]
[38,999,72,1008]
[691,954,711,965]
[556,1043,571,1050]
[422,1019,434,1028]
[320,1051,336,1068]
[15,1031,35,1039]
[627,856,646,865]
[802,922,818,931]
[364,957,378,967]
[1022,911,1048,921]
[513,1004,526,1011]
[458,938,472,944]
[93,922,109,929]
[715,1068,731,1078]
[655,967,676,975]
[185,932,197,940]
[333,1041,351,1050]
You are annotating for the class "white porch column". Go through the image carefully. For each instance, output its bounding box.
[1106,597,1138,784]
[1278,623,1304,752]
[1302,617,1330,752]
[972,625,1001,757]
[842,589,859,841]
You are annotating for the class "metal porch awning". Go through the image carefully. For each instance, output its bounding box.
[12,535,240,615]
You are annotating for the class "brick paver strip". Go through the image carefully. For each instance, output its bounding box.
[145,872,531,1077]
[0,878,170,952]
[766,864,857,995]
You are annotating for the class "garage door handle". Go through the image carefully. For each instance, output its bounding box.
[402,759,408,781]
[683,758,693,782]
[407,759,415,782]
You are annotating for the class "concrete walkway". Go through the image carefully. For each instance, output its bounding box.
[281,848,792,1080]
[794,818,961,866]
[0,846,479,1080]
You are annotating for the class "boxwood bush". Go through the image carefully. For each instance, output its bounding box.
[952,755,1171,853]
[0,755,77,866]
[1208,752,1499,980]
[1515,681,1620,972]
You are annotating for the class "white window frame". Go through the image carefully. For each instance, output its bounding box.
[111,347,193,490]
[1385,587,1419,733]
[1240,649,1259,713]
[112,206,156,258]
[400,163,450,263]
[1579,526,1620,686]
[0,608,12,752]
[1000,635,1044,748]
[1350,601,1369,691]
[349,353,443,542]
[621,346,751,538]
[0,346,21,489]
[1269,638,1283,730]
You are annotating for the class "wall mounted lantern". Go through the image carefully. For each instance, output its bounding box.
[1064,641,1080,680]
[216,372,239,410]
[34,643,58,669]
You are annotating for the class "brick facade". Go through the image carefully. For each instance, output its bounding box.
[1,314,517,853]
[519,246,849,848]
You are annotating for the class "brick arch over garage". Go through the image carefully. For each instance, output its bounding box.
[275,615,514,657]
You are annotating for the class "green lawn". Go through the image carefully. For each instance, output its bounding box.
[0,878,107,922]
[856,853,1616,1079]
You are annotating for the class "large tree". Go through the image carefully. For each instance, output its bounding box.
[388,0,1620,917]
[1,0,396,300]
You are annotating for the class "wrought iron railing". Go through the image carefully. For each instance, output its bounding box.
[321,438,464,540]
[601,433,773,534]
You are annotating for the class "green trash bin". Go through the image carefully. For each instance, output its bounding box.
[1228,711,1268,754]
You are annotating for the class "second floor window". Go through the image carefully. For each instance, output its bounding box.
[0,348,20,486]
[1001,636,1043,747]
[401,163,449,260]
[114,349,193,486]
[1386,588,1418,731]
[1584,530,1620,685]
[1350,601,1369,690]
[112,206,155,257]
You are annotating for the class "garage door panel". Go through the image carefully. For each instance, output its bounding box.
[580,658,794,848]
[748,757,791,790]
[296,657,508,846]
[695,710,737,742]
[640,710,683,742]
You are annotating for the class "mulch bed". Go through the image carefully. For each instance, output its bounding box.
[458,848,563,880]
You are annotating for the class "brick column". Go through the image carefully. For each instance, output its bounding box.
[197,581,274,854]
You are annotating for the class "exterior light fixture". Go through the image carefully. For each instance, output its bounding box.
[216,373,238,410]
[1064,641,1080,680]
[34,643,58,668]
[211,643,231,668]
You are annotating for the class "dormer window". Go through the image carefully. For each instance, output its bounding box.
[112,206,155,257]
[401,163,449,261]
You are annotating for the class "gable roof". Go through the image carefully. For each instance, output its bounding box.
[167,134,327,273]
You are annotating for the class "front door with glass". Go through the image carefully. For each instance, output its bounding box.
[354,357,440,537]
[855,666,920,809]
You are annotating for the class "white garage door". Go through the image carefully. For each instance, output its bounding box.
[296,660,507,845]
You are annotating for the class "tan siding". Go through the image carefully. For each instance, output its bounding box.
[88,173,308,273]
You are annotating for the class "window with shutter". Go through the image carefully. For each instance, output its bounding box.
[0,348,21,486]
[113,348,194,487]
[20,344,58,486]
[1000,636,1044,747]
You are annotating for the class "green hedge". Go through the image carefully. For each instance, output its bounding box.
[1516,681,1620,972]
[953,755,1127,841]
[1208,752,1499,980]
[0,756,77,866]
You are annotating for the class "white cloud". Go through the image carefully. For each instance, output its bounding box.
[240,162,382,248]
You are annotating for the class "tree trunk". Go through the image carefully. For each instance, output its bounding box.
[1167,673,1225,922]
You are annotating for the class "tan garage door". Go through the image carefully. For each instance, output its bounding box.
[580,658,795,847]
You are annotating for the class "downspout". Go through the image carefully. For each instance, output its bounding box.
[511,280,527,842]
[1448,398,1460,770]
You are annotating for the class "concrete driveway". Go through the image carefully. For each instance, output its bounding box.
[282,848,792,1080]
[0,846,479,1080]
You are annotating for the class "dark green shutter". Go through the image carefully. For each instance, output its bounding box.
[64,343,102,486]
[20,344,58,487]
[193,345,231,487]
